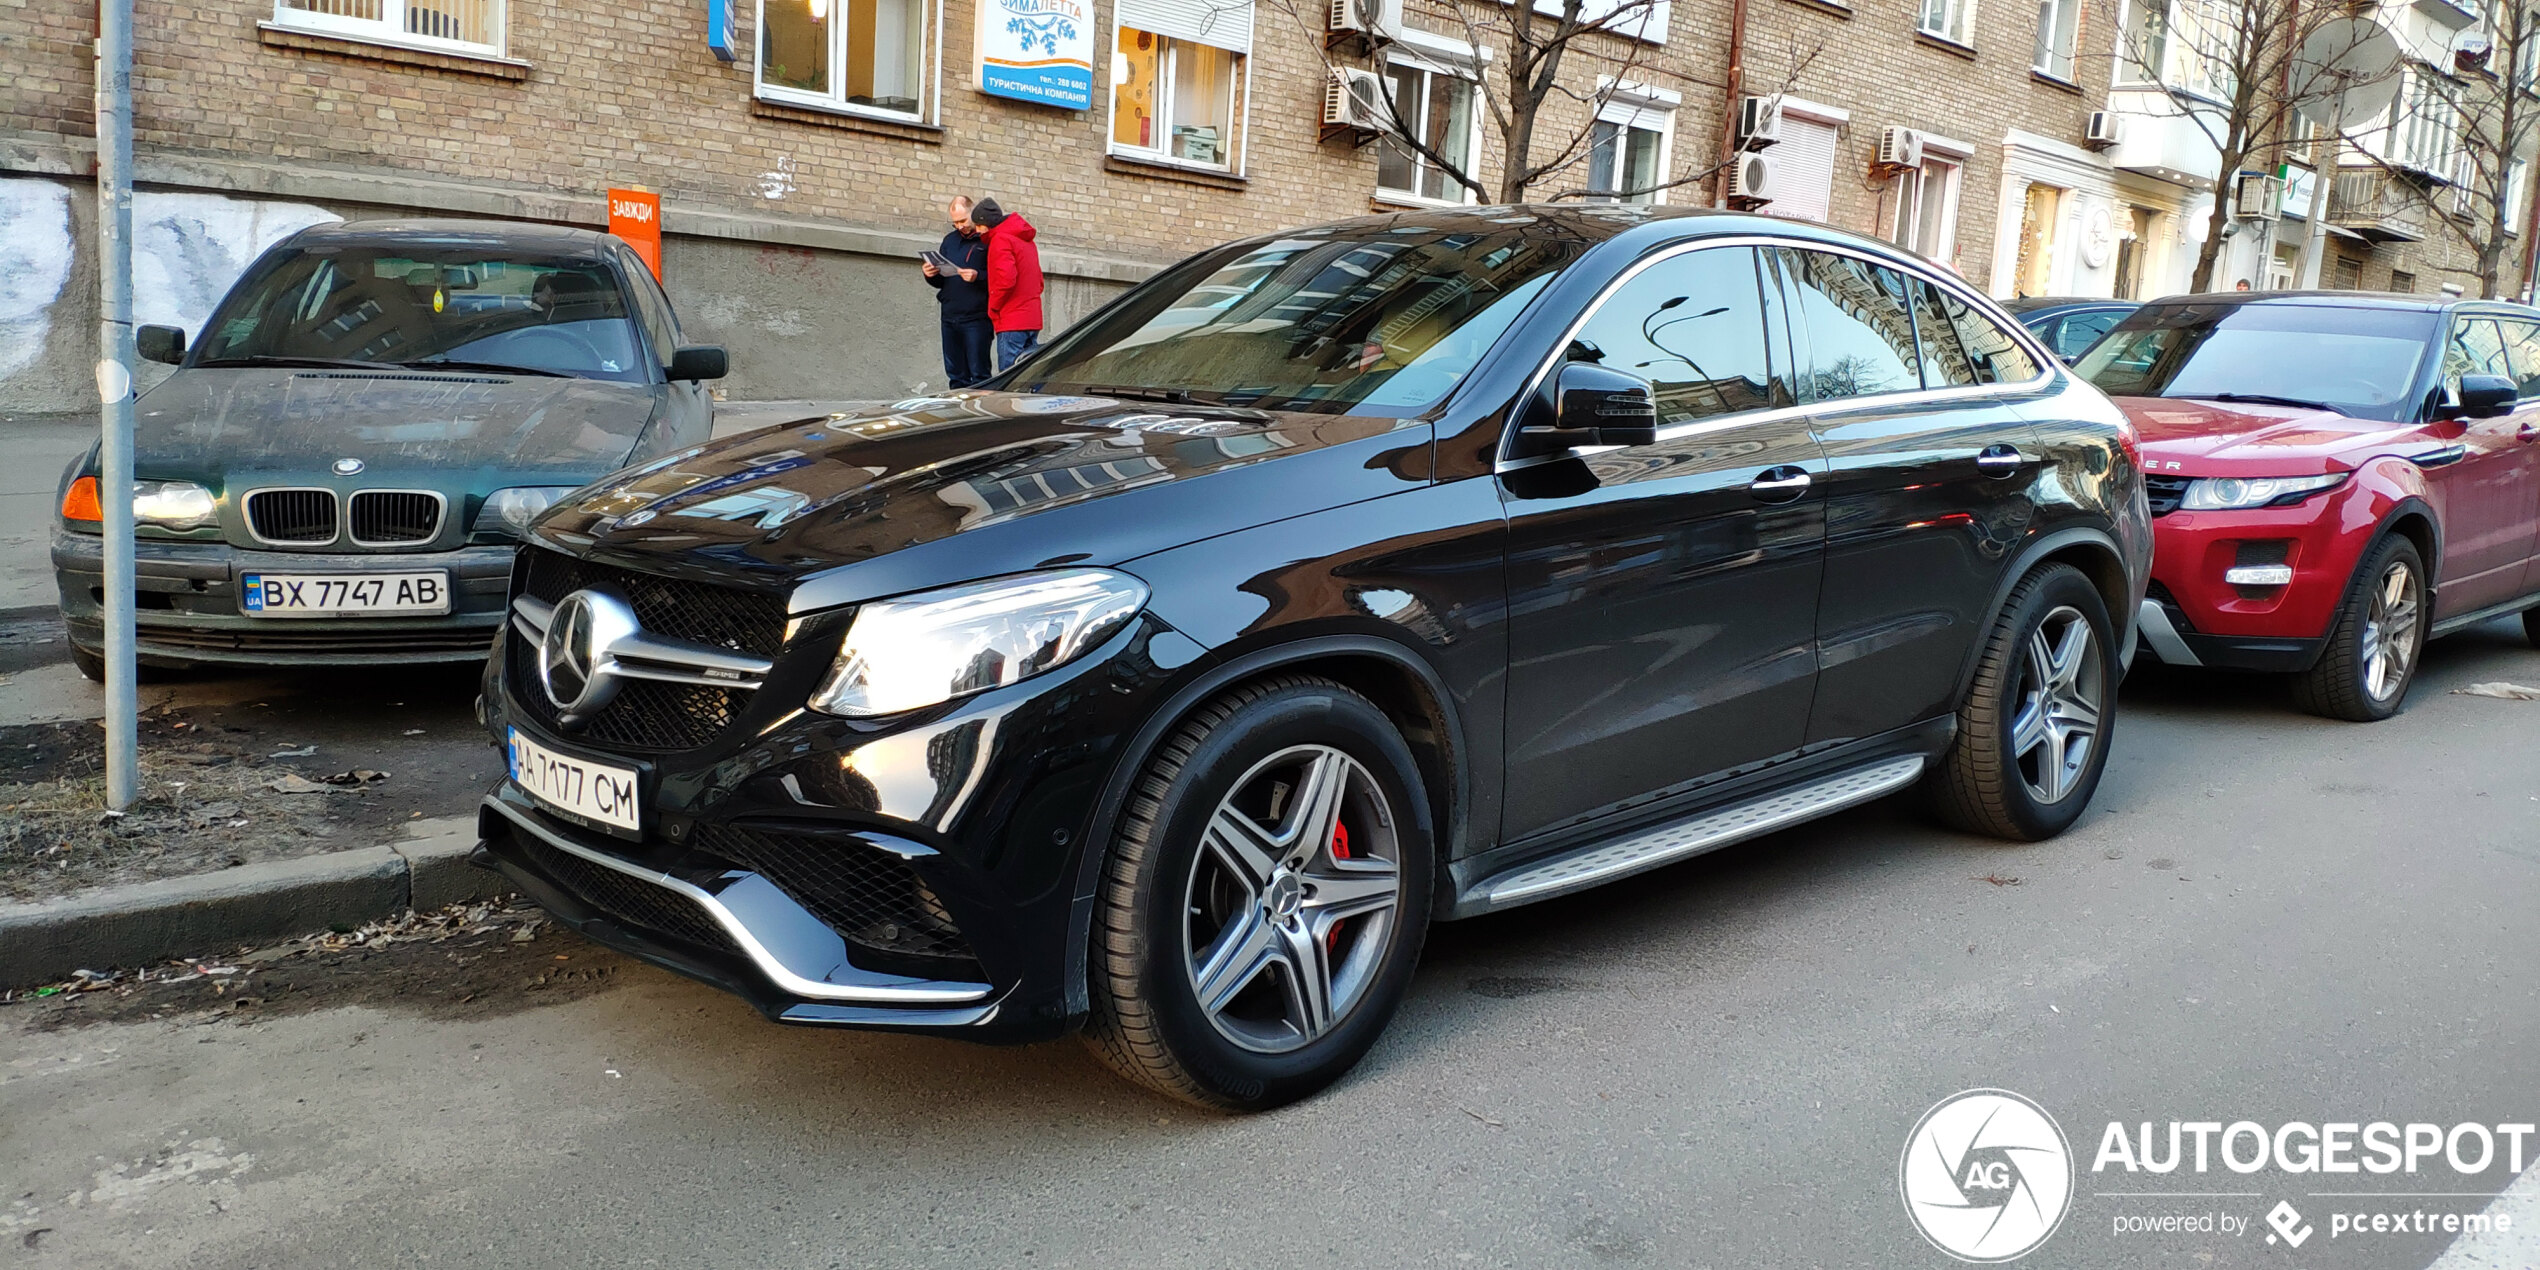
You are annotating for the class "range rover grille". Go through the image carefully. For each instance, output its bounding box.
[245,489,337,544]
[2144,474,2191,517]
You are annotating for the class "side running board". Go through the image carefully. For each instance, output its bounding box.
[1463,755,1928,913]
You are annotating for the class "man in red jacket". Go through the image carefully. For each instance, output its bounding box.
[972,198,1045,371]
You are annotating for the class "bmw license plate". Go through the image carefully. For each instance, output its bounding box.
[240,571,450,617]
[507,728,643,833]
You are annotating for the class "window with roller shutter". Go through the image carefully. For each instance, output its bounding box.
[1109,0,1255,171]
[1770,115,1838,223]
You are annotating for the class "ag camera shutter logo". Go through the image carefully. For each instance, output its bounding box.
[1901,1089,2075,1262]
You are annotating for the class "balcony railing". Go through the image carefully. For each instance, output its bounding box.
[2330,168,2436,243]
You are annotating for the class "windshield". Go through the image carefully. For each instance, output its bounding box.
[193,245,649,382]
[1004,224,1583,413]
[2073,302,2437,421]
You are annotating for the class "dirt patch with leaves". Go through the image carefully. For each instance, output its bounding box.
[2,900,636,1031]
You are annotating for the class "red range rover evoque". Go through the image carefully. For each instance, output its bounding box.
[2075,292,2540,720]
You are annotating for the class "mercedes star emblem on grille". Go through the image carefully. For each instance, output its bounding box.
[332,457,365,476]
[538,589,640,723]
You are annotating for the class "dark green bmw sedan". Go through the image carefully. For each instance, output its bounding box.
[51,219,725,677]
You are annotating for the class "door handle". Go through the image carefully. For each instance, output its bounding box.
[1749,466,1812,503]
[1976,444,2027,476]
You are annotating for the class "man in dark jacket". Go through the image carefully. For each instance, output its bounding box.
[972,198,1045,372]
[923,195,992,388]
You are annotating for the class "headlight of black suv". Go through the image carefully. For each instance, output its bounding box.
[809,569,1150,718]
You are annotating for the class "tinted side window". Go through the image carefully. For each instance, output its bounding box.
[2444,316,2509,393]
[1940,289,2042,384]
[2500,317,2540,398]
[2058,309,2123,357]
[1567,246,1774,427]
[1780,249,1918,402]
[619,250,680,366]
[1908,278,1979,387]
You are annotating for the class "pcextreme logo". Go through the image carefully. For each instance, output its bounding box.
[1901,1089,2076,1262]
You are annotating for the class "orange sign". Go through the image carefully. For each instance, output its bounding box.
[607,187,662,279]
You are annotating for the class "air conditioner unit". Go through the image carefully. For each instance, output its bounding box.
[1877,125,1925,171]
[1727,151,1776,203]
[2232,171,2284,219]
[1328,0,1399,41]
[2084,111,2125,148]
[1323,67,1386,132]
[1738,96,1783,148]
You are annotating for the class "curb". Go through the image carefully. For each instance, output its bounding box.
[0,818,511,988]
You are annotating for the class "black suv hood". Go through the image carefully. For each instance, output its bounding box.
[531,392,1432,610]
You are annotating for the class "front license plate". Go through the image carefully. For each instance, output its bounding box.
[240,571,450,617]
[507,728,643,833]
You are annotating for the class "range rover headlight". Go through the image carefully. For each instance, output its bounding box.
[2179,473,2345,511]
[473,486,582,538]
[810,569,1150,718]
[132,480,218,531]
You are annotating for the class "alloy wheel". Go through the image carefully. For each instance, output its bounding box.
[1183,744,1403,1054]
[2358,558,2423,703]
[2009,605,2104,805]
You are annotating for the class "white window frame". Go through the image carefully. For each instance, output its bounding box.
[2114,0,2239,102]
[1585,79,1678,205]
[1890,139,1968,261]
[2031,0,2079,81]
[753,0,941,125]
[1919,0,1976,46]
[2508,159,2530,235]
[1106,28,1251,173]
[1373,38,1488,208]
[267,0,506,59]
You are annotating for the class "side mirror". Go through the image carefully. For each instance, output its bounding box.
[667,344,728,382]
[1543,361,1659,448]
[136,325,186,366]
[2456,373,2516,418]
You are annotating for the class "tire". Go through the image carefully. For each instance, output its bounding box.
[72,645,106,683]
[1929,564,2117,841]
[2522,604,2540,650]
[1083,675,1434,1111]
[2292,536,2427,723]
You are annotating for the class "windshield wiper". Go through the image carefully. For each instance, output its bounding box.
[2178,392,2346,415]
[194,355,403,371]
[400,359,571,378]
[1082,384,1222,405]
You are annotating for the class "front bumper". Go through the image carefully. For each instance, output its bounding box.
[2137,490,2369,673]
[475,599,1196,1043]
[53,528,512,665]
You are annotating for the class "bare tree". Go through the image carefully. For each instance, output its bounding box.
[1269,0,1674,203]
[1542,39,1824,203]
[2099,0,2354,291]
[2346,0,2540,298]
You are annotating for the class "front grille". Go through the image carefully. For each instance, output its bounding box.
[349,490,442,544]
[145,625,495,654]
[2145,474,2191,517]
[688,823,979,972]
[516,835,738,954]
[508,550,791,752]
[245,489,337,544]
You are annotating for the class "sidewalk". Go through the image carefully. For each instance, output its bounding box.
[1,411,94,611]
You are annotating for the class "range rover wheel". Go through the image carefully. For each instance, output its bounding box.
[2520,604,2540,649]
[1930,564,2115,841]
[2293,536,2426,723]
[1084,675,1433,1111]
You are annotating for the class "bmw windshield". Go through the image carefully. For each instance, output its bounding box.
[2073,301,2438,421]
[1003,223,1583,413]
[193,246,650,383]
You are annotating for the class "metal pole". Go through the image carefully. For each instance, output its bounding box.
[2295,87,2344,289]
[95,0,138,811]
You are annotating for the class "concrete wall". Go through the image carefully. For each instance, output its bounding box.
[0,174,1133,412]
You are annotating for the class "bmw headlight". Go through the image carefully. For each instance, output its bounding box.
[2179,473,2345,511]
[132,480,218,531]
[473,486,582,538]
[810,569,1150,717]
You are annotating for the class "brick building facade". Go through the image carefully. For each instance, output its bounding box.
[0,0,2530,412]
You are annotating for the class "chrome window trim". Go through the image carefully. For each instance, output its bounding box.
[345,488,449,548]
[1494,233,2058,473]
[240,485,341,547]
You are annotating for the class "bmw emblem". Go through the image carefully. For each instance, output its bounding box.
[332,457,365,476]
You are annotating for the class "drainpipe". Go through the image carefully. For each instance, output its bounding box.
[1716,0,1748,207]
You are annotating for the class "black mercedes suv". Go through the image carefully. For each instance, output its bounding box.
[474,208,2151,1110]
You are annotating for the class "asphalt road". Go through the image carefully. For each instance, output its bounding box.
[3,621,2537,1269]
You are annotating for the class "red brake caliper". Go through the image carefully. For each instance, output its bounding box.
[1326,821,1350,955]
